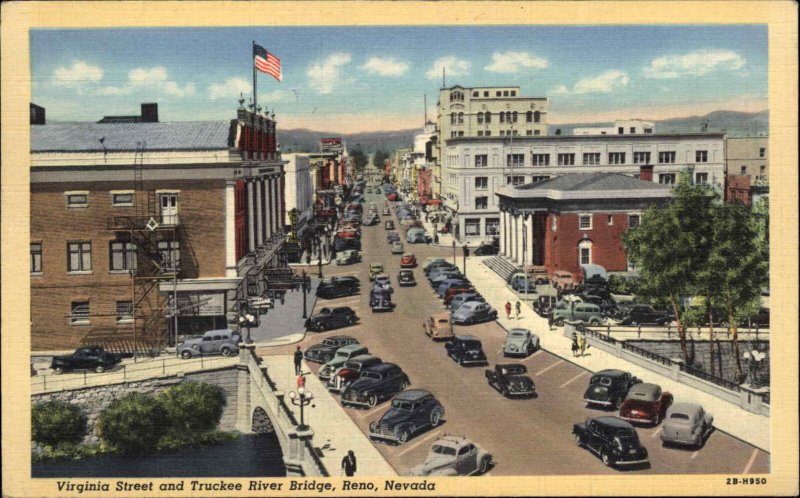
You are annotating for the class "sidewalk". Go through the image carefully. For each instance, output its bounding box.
[248,277,319,344]
[262,354,397,476]
[458,255,771,452]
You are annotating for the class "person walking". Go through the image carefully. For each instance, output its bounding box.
[296,372,306,389]
[294,346,303,375]
[578,334,587,357]
[341,450,357,476]
[504,301,512,320]
[571,334,579,357]
[515,301,522,320]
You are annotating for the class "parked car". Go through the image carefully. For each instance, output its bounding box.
[660,402,714,448]
[445,335,488,365]
[369,263,384,281]
[423,312,454,341]
[400,253,417,268]
[391,242,405,254]
[573,416,649,468]
[533,295,558,317]
[305,307,358,332]
[318,343,370,380]
[51,346,122,374]
[451,301,497,325]
[398,269,416,287]
[552,302,604,326]
[449,292,485,313]
[618,305,674,326]
[485,363,536,397]
[303,335,359,364]
[327,354,383,393]
[335,249,362,266]
[524,265,550,285]
[316,279,359,299]
[583,369,642,408]
[384,220,395,230]
[363,213,380,225]
[436,278,470,298]
[503,328,540,357]
[177,330,241,360]
[370,289,395,312]
[473,243,499,256]
[552,270,576,290]
[425,260,455,275]
[334,237,361,252]
[619,383,674,426]
[443,285,475,305]
[368,389,444,444]
[341,363,410,408]
[422,257,446,272]
[408,435,493,476]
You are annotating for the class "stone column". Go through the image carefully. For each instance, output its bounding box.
[499,210,506,255]
[225,180,238,277]
[516,215,524,264]
[265,177,273,239]
[271,176,279,236]
[527,214,535,265]
[247,180,255,253]
[255,179,264,248]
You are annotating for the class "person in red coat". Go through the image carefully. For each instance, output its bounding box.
[504,301,512,319]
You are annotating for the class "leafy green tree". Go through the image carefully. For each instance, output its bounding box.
[349,148,368,173]
[97,392,166,453]
[32,401,87,445]
[373,149,390,171]
[624,170,716,363]
[158,382,225,434]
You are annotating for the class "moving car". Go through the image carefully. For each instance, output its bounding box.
[370,289,395,312]
[502,328,540,357]
[391,242,405,255]
[619,383,674,426]
[485,364,535,397]
[552,303,604,326]
[449,292,485,313]
[660,403,714,448]
[445,335,488,365]
[583,369,642,409]
[618,305,674,326]
[303,335,359,364]
[318,343,370,380]
[369,263,384,281]
[573,416,649,468]
[335,249,362,266]
[177,330,241,360]
[384,220,395,230]
[423,312,454,341]
[340,363,410,408]
[326,354,383,393]
[387,231,401,243]
[51,346,122,374]
[398,269,416,287]
[400,253,417,268]
[316,278,360,299]
[382,207,391,216]
[305,307,359,332]
[373,274,393,291]
[451,301,497,325]
[368,389,444,444]
[409,435,493,476]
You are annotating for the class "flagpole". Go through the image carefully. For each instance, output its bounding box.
[252,40,258,113]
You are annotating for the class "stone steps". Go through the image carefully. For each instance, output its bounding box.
[482,255,520,282]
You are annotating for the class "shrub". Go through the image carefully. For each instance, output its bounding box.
[97,392,166,453]
[32,401,87,445]
[157,382,225,434]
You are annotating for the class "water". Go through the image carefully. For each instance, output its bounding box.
[32,433,286,478]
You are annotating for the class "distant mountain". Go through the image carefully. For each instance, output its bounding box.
[277,128,418,155]
[552,110,769,137]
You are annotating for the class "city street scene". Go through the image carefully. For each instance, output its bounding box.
[19,17,786,492]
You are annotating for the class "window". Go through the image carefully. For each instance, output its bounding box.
[526,111,533,123]
[618,127,624,134]
[630,127,636,133]
[759,147,766,158]
[506,175,525,186]
[484,112,491,123]
[485,131,492,137]
[644,128,653,134]
[70,301,90,325]
[31,243,42,274]
[458,131,464,137]
[580,246,591,265]
[465,219,481,236]
[500,112,505,123]
[633,152,651,164]
[740,165,747,175]
[607,215,614,226]
[110,241,137,271]
[450,91,464,102]
[474,154,488,168]
[579,214,592,230]
[533,111,540,123]
[551,216,557,232]
[158,241,180,271]
[484,91,489,97]
[477,130,484,136]
[65,192,89,208]
[457,112,464,125]
[583,153,601,165]
[532,154,550,166]
[472,91,479,97]
[695,172,709,185]
[658,151,676,164]
[503,91,509,97]
[475,197,488,210]
[558,153,575,166]
[116,301,133,324]
[512,111,518,123]
[531,175,550,183]
[474,177,488,189]
[659,173,677,185]
[68,241,92,272]
[510,90,516,96]
[485,218,500,235]
[533,129,540,136]
[695,150,708,162]
[450,113,456,125]
[496,91,501,97]
[506,154,524,167]
[628,214,640,229]
[111,191,134,207]
[608,152,626,164]
[499,130,505,137]
[477,112,484,124]
[526,130,532,136]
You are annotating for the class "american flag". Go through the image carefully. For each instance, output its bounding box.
[254,44,282,82]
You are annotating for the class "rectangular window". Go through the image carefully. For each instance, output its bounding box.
[474,177,488,189]
[65,192,89,208]
[695,150,708,162]
[485,131,491,137]
[474,155,488,168]
[526,130,532,136]
[506,175,525,186]
[499,113,505,123]
[484,91,489,97]
[628,214,641,229]
[111,192,134,207]
[477,113,484,124]
[580,248,591,265]
[116,301,134,324]
[659,173,677,185]
[658,151,676,164]
[740,165,747,175]
[607,215,614,226]
[531,175,550,183]
[510,90,516,96]
[630,127,636,133]
[31,243,42,273]
[477,130,483,136]
[608,152,626,164]
[618,127,624,134]
[759,147,766,158]
[583,153,601,165]
[506,154,524,167]
[579,214,592,230]
[465,219,481,236]
[110,241,138,271]
[158,241,180,272]
[70,301,90,325]
[633,152,651,164]
[485,218,500,235]
[695,172,709,185]
[458,131,464,137]
[644,128,653,134]
[475,197,488,210]
[534,130,540,136]
[532,154,550,166]
[558,153,575,166]
[68,241,92,272]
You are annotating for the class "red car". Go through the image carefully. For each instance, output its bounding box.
[443,286,475,305]
[335,231,359,239]
[619,383,673,426]
[386,193,398,201]
[400,253,417,268]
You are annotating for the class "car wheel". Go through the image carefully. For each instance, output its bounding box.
[554,318,564,327]
[396,429,409,444]
[457,357,464,366]
[601,451,613,467]
[630,321,638,327]
[590,318,601,326]
[348,316,357,325]
[95,365,105,373]
[479,456,490,475]
[220,347,233,357]
[368,394,378,407]
[574,434,583,447]
[53,366,64,375]
[181,350,192,359]
[500,387,509,397]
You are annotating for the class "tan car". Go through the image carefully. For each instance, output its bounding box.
[423,312,454,341]
[552,270,576,290]
[524,265,550,285]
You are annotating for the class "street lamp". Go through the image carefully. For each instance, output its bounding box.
[452,239,457,265]
[238,311,257,344]
[742,349,766,389]
[301,270,311,319]
[288,387,314,431]
[462,243,469,277]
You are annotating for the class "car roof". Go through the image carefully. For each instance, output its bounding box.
[370,263,383,268]
[509,328,530,335]
[455,334,480,342]
[327,335,356,341]
[460,301,481,309]
[668,402,703,414]
[497,363,528,373]
[626,383,661,400]
[595,369,628,378]
[402,253,415,258]
[593,416,635,429]
[431,312,451,320]
[347,354,381,363]
[435,435,469,446]
[338,344,367,353]
[364,362,398,372]
[395,389,432,401]
[332,306,353,312]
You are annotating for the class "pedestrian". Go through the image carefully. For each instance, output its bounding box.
[504,301,512,320]
[297,372,306,389]
[578,334,587,357]
[341,450,357,477]
[294,346,303,375]
[547,311,554,330]
[515,301,522,320]
[571,336,579,357]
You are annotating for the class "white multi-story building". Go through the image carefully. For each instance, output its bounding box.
[441,132,726,243]
[573,119,655,136]
[282,153,313,236]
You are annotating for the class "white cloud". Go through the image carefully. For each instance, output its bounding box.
[52,61,104,87]
[485,51,548,73]
[644,49,746,79]
[208,77,252,100]
[425,56,471,80]
[307,53,352,94]
[96,66,195,97]
[550,70,630,95]
[359,57,409,76]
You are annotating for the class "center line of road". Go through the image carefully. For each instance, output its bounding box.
[559,371,587,388]
[742,448,759,474]
[651,427,663,438]
[535,359,564,376]
[397,429,443,457]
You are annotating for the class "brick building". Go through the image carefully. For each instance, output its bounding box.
[30,103,289,351]
[495,173,673,280]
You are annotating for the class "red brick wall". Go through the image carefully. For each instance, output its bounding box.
[726,175,752,206]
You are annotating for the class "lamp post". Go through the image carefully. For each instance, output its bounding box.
[742,349,766,389]
[288,387,314,431]
[301,270,310,319]
[462,243,469,278]
[238,311,257,344]
[433,222,439,244]
[452,239,457,265]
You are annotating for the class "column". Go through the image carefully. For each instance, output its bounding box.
[527,215,535,265]
[264,177,272,238]
[255,178,264,248]
[271,176,279,235]
[260,178,268,242]
[515,215,524,264]
[225,181,237,277]
[246,180,255,253]
[509,215,516,262]
[499,211,506,255]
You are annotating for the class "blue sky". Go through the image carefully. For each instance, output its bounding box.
[31,25,767,132]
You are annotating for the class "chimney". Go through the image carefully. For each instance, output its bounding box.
[30,103,46,125]
[639,165,654,182]
[140,103,159,123]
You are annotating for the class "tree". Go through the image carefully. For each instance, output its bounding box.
[97,392,166,453]
[349,148,368,173]
[624,170,716,364]
[373,149,390,171]
[32,401,87,446]
[157,382,225,434]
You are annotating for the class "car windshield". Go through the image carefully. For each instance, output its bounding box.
[323,339,336,346]
[590,375,613,386]
[511,331,526,337]
[670,413,691,420]
[361,371,382,379]
[391,400,412,410]
[336,350,351,358]
[431,445,457,456]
